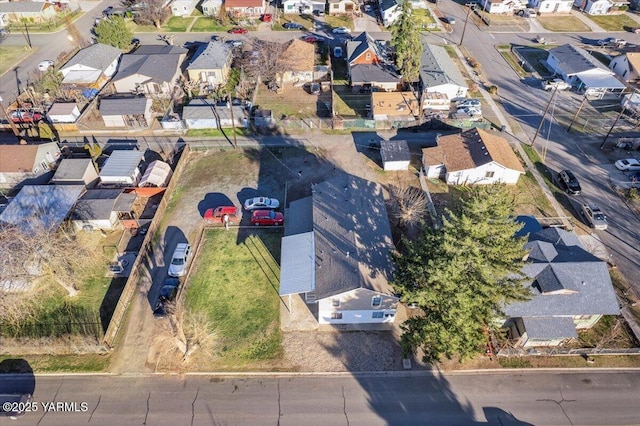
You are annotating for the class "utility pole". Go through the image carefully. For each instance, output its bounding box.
[459,4,473,47]
[567,95,587,133]
[600,94,632,150]
[0,96,20,137]
[22,22,32,49]
[531,86,558,149]
[227,92,237,149]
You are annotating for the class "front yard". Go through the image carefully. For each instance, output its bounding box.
[587,13,638,31]
[536,15,591,32]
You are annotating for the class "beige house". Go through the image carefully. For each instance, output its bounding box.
[277,39,315,84]
[186,41,232,88]
[328,0,358,14]
[609,52,640,84]
[0,2,57,25]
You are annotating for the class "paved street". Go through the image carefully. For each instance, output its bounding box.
[1,370,639,425]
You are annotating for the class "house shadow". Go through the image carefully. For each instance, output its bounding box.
[352,131,385,166]
[0,359,36,400]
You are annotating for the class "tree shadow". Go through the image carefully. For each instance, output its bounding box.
[0,358,36,397]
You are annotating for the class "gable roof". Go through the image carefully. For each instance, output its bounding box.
[504,227,620,318]
[347,32,381,64]
[61,43,122,73]
[0,185,85,233]
[423,128,525,173]
[548,44,609,75]
[350,64,399,84]
[281,39,315,72]
[224,0,264,7]
[113,46,186,84]
[187,41,232,71]
[379,0,399,11]
[419,44,468,90]
[99,97,150,115]
[0,2,45,13]
[72,189,123,221]
[626,52,640,73]
[0,142,59,173]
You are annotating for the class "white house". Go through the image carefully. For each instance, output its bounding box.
[422,128,525,185]
[171,0,199,16]
[59,43,122,89]
[380,140,411,171]
[328,0,358,14]
[99,150,144,186]
[70,189,126,231]
[419,44,468,103]
[201,0,222,15]
[609,52,640,83]
[182,99,246,129]
[379,0,400,26]
[574,0,629,14]
[530,0,573,13]
[546,44,625,98]
[99,96,153,128]
[224,0,265,17]
[47,103,81,123]
[282,0,317,14]
[480,0,527,13]
[279,174,399,326]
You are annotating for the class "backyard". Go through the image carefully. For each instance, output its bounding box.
[253,82,319,119]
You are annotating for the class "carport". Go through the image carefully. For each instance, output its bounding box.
[576,72,626,99]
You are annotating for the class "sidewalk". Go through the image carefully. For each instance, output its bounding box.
[570,9,606,32]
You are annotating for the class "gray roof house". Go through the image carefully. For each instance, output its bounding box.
[0,1,57,23]
[349,64,399,94]
[182,99,246,129]
[502,224,620,348]
[51,158,99,188]
[111,45,187,95]
[280,174,399,326]
[99,96,152,128]
[186,42,233,88]
[545,44,625,98]
[0,185,85,234]
[70,189,136,231]
[419,44,468,101]
[99,150,144,186]
[59,43,122,87]
[380,140,411,171]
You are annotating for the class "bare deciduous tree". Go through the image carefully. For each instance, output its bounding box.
[389,183,428,228]
[133,0,170,29]
[242,39,299,91]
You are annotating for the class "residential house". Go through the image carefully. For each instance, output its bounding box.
[378,0,400,27]
[0,185,85,234]
[201,0,223,16]
[282,0,314,13]
[574,0,629,14]
[0,2,57,25]
[111,45,187,95]
[370,91,420,122]
[479,0,527,13]
[69,189,135,231]
[279,174,399,325]
[99,96,153,128]
[545,44,625,98]
[350,64,400,93]
[346,32,382,67]
[328,0,358,14]
[171,0,199,16]
[47,103,81,123]
[419,44,468,104]
[99,150,145,186]
[59,43,122,89]
[380,140,411,171]
[186,41,232,88]
[224,0,265,17]
[0,142,61,189]
[609,52,640,83]
[182,99,246,129]
[502,223,620,348]
[51,158,99,188]
[277,39,315,84]
[421,128,525,185]
[529,0,573,13]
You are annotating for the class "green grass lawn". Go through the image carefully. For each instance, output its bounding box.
[163,16,193,32]
[190,17,233,32]
[0,46,35,76]
[325,15,353,30]
[517,47,553,77]
[185,229,283,366]
[498,48,529,79]
[275,14,314,30]
[126,21,157,32]
[413,8,438,31]
[587,13,638,31]
[536,15,591,32]
[186,128,250,138]
[0,354,111,373]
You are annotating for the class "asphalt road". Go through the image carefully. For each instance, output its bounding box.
[1,371,639,425]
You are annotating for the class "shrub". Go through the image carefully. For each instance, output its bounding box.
[487,85,498,95]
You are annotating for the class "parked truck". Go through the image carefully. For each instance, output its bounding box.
[541,79,571,91]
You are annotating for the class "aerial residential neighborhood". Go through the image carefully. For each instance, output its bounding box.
[1,0,640,422]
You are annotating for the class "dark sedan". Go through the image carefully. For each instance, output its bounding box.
[558,169,582,195]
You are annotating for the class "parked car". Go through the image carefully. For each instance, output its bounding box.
[10,110,43,124]
[332,27,351,34]
[283,22,303,29]
[445,16,456,24]
[456,98,481,108]
[310,82,320,95]
[457,107,482,116]
[631,27,640,34]
[615,158,640,171]
[541,78,571,91]
[334,46,343,58]
[204,205,239,224]
[558,169,582,195]
[38,60,54,72]
[153,277,180,317]
[168,243,191,277]
[251,210,284,226]
[228,27,248,34]
[364,4,372,11]
[302,35,324,43]
[580,204,608,230]
[597,37,626,47]
[313,10,325,16]
[261,13,272,22]
[244,197,280,210]
[225,39,243,48]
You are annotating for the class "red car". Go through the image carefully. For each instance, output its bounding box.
[11,110,44,124]
[228,27,248,34]
[302,35,324,43]
[261,14,272,22]
[204,206,239,225]
[251,210,283,226]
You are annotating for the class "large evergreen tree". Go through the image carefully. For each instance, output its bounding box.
[390,0,422,84]
[393,184,531,363]
[94,16,134,50]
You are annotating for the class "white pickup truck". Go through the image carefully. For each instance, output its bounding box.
[541,79,571,91]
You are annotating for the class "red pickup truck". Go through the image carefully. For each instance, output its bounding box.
[204,206,239,225]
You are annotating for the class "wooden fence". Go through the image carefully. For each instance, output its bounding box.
[102,145,191,348]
